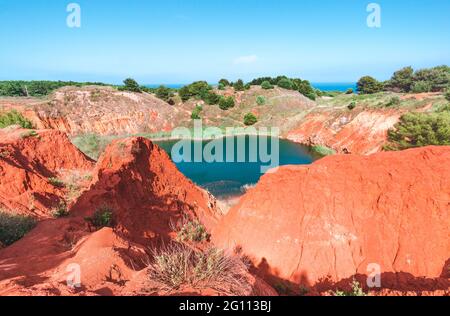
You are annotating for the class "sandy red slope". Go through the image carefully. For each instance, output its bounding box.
[213,146,450,295]
[0,134,274,296]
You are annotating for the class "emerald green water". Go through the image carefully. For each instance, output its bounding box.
[155,136,317,199]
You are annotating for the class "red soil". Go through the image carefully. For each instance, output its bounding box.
[213,146,450,295]
[0,128,94,217]
[0,133,273,296]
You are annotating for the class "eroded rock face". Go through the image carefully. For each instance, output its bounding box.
[26,86,185,136]
[213,146,450,293]
[71,137,222,245]
[0,128,94,217]
[286,109,403,155]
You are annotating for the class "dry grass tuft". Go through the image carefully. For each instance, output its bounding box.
[146,243,252,295]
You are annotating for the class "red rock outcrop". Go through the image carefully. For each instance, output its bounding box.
[286,109,403,155]
[0,127,94,217]
[213,146,450,294]
[0,135,275,296]
[71,137,221,244]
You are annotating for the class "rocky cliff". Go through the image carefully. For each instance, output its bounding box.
[286,109,403,154]
[21,86,186,136]
[213,146,450,295]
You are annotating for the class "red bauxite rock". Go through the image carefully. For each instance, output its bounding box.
[213,146,450,292]
[0,128,94,217]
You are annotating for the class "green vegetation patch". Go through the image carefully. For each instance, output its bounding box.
[0,211,36,246]
[0,80,108,97]
[20,130,40,139]
[175,218,210,243]
[218,96,235,110]
[333,280,367,296]
[311,145,336,157]
[243,113,258,126]
[191,105,203,120]
[385,111,450,151]
[85,205,114,229]
[52,202,69,218]
[256,95,266,105]
[48,177,65,188]
[0,110,33,129]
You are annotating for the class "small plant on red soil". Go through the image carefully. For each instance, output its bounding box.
[146,243,251,295]
[48,177,65,188]
[173,217,210,243]
[332,279,367,296]
[0,211,36,246]
[85,205,114,229]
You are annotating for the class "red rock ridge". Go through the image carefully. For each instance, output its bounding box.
[213,146,450,294]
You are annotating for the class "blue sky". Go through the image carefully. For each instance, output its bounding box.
[0,0,449,84]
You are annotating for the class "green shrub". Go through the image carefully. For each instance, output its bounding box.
[71,134,110,160]
[357,76,383,94]
[155,85,174,102]
[243,113,258,126]
[388,66,414,92]
[52,202,69,218]
[121,78,142,93]
[48,177,65,188]
[385,65,450,93]
[191,105,203,120]
[233,79,245,91]
[202,91,220,105]
[333,280,367,296]
[256,95,266,105]
[178,86,191,102]
[0,110,33,129]
[218,83,226,90]
[277,78,295,90]
[85,205,114,229]
[385,112,450,150]
[411,81,432,93]
[386,96,401,107]
[175,218,210,243]
[218,96,235,110]
[438,104,450,112]
[261,81,274,90]
[218,79,230,87]
[0,211,36,246]
[345,88,354,94]
[311,145,336,157]
[348,101,356,110]
[20,130,39,139]
[445,88,450,101]
[292,79,317,100]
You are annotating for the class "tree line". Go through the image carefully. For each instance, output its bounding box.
[357,65,450,95]
[0,80,109,97]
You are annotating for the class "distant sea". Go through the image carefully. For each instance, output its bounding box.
[145,82,357,92]
[311,82,357,92]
